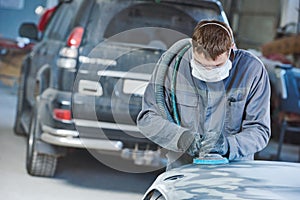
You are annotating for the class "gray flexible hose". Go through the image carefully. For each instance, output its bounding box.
[154,38,191,123]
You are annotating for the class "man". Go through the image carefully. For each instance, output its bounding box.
[137,20,271,170]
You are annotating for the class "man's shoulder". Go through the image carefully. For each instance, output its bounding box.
[234,49,260,60]
[234,49,266,70]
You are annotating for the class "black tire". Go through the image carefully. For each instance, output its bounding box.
[26,107,57,177]
[149,191,166,200]
[14,67,27,136]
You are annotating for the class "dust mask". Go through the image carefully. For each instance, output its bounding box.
[190,57,232,82]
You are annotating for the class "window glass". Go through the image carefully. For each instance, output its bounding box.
[85,0,221,46]
[43,0,84,41]
[104,3,211,37]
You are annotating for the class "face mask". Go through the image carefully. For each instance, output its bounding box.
[190,57,232,82]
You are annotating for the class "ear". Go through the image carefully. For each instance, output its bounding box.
[231,42,237,50]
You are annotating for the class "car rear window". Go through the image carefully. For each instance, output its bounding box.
[104,3,199,37]
[84,0,222,46]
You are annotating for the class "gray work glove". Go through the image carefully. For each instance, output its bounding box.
[199,131,229,157]
[178,131,202,157]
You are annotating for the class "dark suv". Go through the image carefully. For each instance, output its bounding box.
[15,0,229,177]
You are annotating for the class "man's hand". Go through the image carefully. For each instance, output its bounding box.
[178,131,202,157]
[200,132,229,157]
[178,131,229,157]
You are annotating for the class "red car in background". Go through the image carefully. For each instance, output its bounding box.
[0,37,33,55]
[0,5,57,55]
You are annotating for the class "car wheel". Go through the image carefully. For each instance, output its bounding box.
[26,108,57,177]
[149,191,166,200]
[14,69,27,135]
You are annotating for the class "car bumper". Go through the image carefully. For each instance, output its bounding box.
[38,88,155,149]
[40,128,123,151]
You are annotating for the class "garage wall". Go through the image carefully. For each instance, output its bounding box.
[1,0,294,50]
[0,0,46,40]
[221,0,281,50]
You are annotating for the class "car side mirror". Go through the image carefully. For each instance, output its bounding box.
[19,23,39,41]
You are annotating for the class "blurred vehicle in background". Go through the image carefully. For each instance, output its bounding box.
[0,4,57,56]
[14,0,229,177]
[0,37,33,56]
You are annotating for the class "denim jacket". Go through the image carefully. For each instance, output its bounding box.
[137,46,271,166]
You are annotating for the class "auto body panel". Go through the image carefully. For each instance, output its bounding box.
[143,161,300,200]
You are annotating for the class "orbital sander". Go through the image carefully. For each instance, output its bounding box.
[193,153,229,165]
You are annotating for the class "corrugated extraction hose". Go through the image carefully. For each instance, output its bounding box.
[171,44,191,125]
[154,38,191,124]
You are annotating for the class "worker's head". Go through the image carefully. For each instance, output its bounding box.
[192,20,234,67]
[190,20,234,82]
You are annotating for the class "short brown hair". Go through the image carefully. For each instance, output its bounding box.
[192,20,233,60]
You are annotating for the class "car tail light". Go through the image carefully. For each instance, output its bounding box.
[57,47,78,69]
[53,109,72,122]
[56,58,77,69]
[37,6,57,32]
[56,26,85,90]
[59,47,78,58]
[67,27,84,48]
[57,27,83,69]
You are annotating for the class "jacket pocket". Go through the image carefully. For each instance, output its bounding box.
[176,91,198,107]
[225,91,247,133]
[175,91,198,128]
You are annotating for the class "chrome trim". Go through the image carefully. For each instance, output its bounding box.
[74,119,140,132]
[57,58,76,69]
[78,69,89,74]
[41,133,123,151]
[78,80,103,96]
[42,125,79,137]
[123,79,148,96]
[79,56,117,66]
[61,100,71,106]
[97,70,151,81]
[59,47,78,58]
